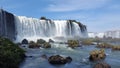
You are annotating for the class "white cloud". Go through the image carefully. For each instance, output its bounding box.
[47,0,110,12]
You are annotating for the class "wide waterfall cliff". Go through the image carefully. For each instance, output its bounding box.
[0,9,88,42]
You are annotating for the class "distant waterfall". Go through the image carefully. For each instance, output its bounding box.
[0,9,88,42]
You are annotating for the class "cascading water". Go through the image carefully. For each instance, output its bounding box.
[0,9,88,42]
[15,16,88,42]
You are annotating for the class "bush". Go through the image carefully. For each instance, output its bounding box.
[0,37,25,68]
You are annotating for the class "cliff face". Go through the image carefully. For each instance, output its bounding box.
[0,9,16,41]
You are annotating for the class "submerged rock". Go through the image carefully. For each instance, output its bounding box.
[41,54,47,59]
[21,39,28,44]
[94,62,111,68]
[48,55,72,65]
[89,49,106,61]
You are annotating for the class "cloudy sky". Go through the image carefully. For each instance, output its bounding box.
[0,0,120,32]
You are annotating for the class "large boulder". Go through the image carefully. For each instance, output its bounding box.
[48,55,72,65]
[21,39,28,44]
[89,49,106,61]
[94,62,111,68]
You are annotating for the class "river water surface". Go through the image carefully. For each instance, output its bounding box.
[20,43,120,68]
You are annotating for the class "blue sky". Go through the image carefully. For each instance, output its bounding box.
[0,0,120,32]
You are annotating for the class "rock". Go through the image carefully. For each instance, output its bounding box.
[21,39,28,44]
[96,43,112,48]
[67,40,79,48]
[89,49,106,61]
[40,16,46,20]
[42,42,51,48]
[48,55,72,65]
[27,56,33,58]
[112,46,120,51]
[29,41,41,48]
[41,54,47,59]
[37,39,46,44]
[94,62,111,68]
[81,39,93,45]
[49,39,54,43]
[66,56,72,63]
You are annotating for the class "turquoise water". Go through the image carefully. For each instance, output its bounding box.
[20,43,120,68]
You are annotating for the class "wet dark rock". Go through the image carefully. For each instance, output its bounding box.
[37,39,46,44]
[48,55,72,65]
[42,42,51,48]
[66,56,72,63]
[21,39,28,44]
[40,16,47,20]
[94,62,111,68]
[29,41,41,48]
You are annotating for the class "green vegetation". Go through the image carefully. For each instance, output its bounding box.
[0,37,25,68]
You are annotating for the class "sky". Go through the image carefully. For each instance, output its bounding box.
[0,0,120,32]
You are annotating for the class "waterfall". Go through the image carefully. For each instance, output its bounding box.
[14,16,88,42]
[0,9,88,42]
